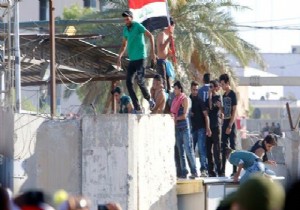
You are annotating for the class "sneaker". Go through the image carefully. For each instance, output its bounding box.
[230,173,236,177]
[218,173,226,177]
[208,171,217,177]
[178,174,187,179]
[132,109,143,114]
[200,171,208,177]
[149,98,156,110]
[189,173,198,179]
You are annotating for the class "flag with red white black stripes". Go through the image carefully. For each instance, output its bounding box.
[128,0,169,31]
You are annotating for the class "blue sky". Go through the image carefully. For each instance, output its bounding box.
[232,0,300,53]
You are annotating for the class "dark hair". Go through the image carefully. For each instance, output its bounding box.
[284,179,300,210]
[173,80,184,93]
[203,73,210,84]
[98,204,108,210]
[0,187,10,210]
[154,74,162,81]
[169,17,175,26]
[14,190,45,207]
[225,147,234,159]
[264,134,277,146]
[219,73,230,84]
[210,79,219,88]
[191,81,199,87]
[111,86,122,95]
[122,10,133,17]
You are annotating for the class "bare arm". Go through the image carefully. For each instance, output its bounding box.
[144,30,156,61]
[234,164,243,182]
[151,91,166,113]
[126,102,134,113]
[176,97,189,121]
[229,105,237,128]
[117,38,127,68]
[226,104,237,134]
[203,110,212,137]
[254,148,265,159]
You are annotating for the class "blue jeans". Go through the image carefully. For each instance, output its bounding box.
[240,161,265,184]
[175,127,197,176]
[193,128,208,172]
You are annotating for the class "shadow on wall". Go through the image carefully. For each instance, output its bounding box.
[15,119,82,196]
[19,154,38,192]
[149,186,178,210]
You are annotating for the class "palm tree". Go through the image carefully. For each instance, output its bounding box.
[170,0,264,87]
[62,0,264,113]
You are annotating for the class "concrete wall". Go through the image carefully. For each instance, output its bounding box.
[0,107,14,188]
[281,131,300,188]
[2,111,299,208]
[13,115,82,196]
[0,107,14,157]
[82,114,177,210]
[13,114,46,192]
[3,113,177,210]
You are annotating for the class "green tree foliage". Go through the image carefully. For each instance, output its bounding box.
[22,98,36,112]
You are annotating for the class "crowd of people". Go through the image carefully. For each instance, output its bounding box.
[1,10,298,210]
[0,187,122,210]
[112,9,281,182]
[262,122,283,137]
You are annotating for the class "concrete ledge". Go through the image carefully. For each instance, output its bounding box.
[177,179,204,195]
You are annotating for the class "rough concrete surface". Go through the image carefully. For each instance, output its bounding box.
[1,112,300,209]
[82,114,178,210]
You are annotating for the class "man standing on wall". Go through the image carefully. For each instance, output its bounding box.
[171,81,198,179]
[206,80,222,177]
[117,10,156,113]
[156,18,175,93]
[219,73,237,177]
[190,81,211,177]
[198,73,211,102]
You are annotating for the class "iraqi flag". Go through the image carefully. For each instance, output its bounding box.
[128,0,169,32]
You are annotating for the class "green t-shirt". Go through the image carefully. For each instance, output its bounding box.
[123,21,147,61]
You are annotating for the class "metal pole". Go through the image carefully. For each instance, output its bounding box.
[49,0,56,118]
[7,0,12,107]
[14,0,21,113]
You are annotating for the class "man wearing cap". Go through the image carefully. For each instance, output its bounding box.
[111,86,134,114]
[117,10,156,113]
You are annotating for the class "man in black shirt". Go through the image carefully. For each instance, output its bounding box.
[250,134,277,176]
[206,80,222,177]
[190,81,211,177]
[219,74,237,176]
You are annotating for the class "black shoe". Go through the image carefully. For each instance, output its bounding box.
[218,173,226,177]
[200,171,208,177]
[209,171,217,177]
[177,174,187,179]
[230,173,236,177]
[189,173,198,179]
